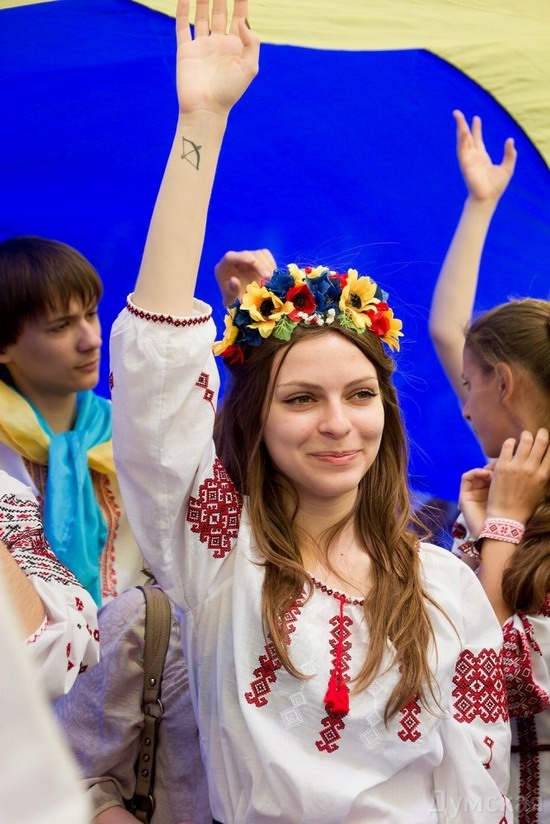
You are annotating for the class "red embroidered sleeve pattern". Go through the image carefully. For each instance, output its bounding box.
[452,648,509,723]
[397,696,422,742]
[186,458,242,558]
[195,372,215,412]
[125,299,211,327]
[245,596,305,708]
[501,618,550,717]
[513,716,542,824]
[0,493,80,588]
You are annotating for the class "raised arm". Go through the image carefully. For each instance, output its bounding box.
[429,110,516,403]
[133,0,259,316]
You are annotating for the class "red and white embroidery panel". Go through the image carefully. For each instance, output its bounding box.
[452,647,509,724]
[186,458,242,558]
[502,617,550,717]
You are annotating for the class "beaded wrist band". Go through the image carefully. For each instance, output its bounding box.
[479,517,525,545]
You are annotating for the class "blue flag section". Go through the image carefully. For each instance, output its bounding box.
[1,0,549,505]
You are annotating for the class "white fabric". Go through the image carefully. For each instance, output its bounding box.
[0,417,146,603]
[0,469,99,699]
[0,567,90,824]
[111,301,512,824]
[56,585,211,824]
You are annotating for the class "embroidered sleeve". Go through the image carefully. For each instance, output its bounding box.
[111,299,241,611]
[501,604,550,717]
[450,563,511,794]
[450,512,481,572]
[0,477,99,699]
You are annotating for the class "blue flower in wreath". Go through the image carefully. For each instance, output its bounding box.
[306,271,342,313]
[268,267,295,297]
[233,305,263,347]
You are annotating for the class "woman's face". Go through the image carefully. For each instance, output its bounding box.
[461,347,516,458]
[263,333,385,511]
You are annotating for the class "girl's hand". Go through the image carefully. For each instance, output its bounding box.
[215,248,276,306]
[487,428,550,523]
[453,109,516,204]
[176,0,260,118]
[459,464,494,538]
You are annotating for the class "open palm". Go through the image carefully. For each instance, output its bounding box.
[176,0,259,117]
[454,109,517,202]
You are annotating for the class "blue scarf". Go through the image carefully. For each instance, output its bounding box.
[31,391,112,605]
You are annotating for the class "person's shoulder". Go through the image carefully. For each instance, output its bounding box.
[419,540,463,567]
[0,469,36,502]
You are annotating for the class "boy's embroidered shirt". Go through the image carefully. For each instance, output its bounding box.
[0,470,99,699]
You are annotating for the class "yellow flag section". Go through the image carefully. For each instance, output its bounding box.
[131,0,550,168]
[0,0,55,8]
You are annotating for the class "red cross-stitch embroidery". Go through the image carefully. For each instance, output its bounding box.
[502,620,550,717]
[515,716,541,824]
[186,459,242,557]
[484,735,495,769]
[245,596,304,707]
[126,299,211,327]
[452,647,509,723]
[316,713,347,754]
[196,372,215,411]
[316,611,353,753]
[398,696,422,742]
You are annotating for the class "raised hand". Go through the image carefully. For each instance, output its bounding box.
[453,109,517,204]
[459,463,494,539]
[176,0,259,118]
[215,248,276,306]
[487,428,550,524]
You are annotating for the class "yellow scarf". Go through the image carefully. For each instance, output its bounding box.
[0,380,115,475]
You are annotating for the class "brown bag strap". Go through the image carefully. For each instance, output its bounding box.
[128,585,172,823]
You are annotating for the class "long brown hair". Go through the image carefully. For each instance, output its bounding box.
[216,321,443,720]
[466,298,550,612]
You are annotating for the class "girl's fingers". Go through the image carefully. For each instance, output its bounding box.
[176,0,192,41]
[194,0,211,37]
[501,137,517,174]
[230,0,249,33]
[497,436,517,464]
[471,114,483,147]
[238,17,260,69]
[210,0,228,34]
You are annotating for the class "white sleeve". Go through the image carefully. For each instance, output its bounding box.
[502,603,550,718]
[433,561,513,822]
[110,299,243,611]
[0,472,99,700]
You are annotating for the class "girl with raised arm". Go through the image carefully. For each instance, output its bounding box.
[111,4,511,821]
[430,112,550,822]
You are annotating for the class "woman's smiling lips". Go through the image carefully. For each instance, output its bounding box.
[310,450,361,465]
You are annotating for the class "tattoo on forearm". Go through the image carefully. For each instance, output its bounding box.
[181,136,201,170]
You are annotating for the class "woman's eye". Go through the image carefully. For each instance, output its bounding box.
[48,323,68,333]
[284,394,313,405]
[353,389,376,400]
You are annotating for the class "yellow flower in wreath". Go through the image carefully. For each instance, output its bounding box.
[213,307,239,355]
[339,269,379,330]
[241,282,294,338]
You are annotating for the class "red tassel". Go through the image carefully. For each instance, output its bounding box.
[324,672,350,716]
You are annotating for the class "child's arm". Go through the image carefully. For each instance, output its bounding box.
[429,110,516,403]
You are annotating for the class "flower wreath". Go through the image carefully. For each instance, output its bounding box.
[213,264,403,366]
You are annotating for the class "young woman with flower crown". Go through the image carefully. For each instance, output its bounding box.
[110,2,512,821]
[430,112,550,823]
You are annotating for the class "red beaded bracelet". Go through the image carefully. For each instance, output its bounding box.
[479,517,525,545]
